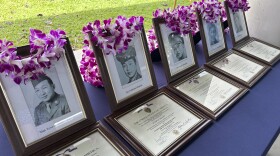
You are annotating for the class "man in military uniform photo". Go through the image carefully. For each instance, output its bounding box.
[116,46,142,85]
[32,75,70,126]
[168,32,188,62]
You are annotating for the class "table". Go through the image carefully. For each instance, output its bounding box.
[1,33,279,156]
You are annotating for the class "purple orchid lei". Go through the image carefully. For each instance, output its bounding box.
[79,45,103,87]
[0,29,67,84]
[83,16,144,55]
[81,16,144,87]
[194,0,227,23]
[146,27,158,52]
[153,5,198,35]
[226,0,250,13]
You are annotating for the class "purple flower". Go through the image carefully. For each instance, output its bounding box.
[194,0,227,23]
[153,5,198,35]
[226,0,250,12]
[146,27,158,52]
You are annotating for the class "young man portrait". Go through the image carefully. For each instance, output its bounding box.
[207,23,220,46]
[233,12,243,33]
[116,46,142,85]
[32,75,70,126]
[168,32,188,62]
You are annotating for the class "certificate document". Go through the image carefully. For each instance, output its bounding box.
[117,94,201,155]
[240,41,280,62]
[213,54,264,82]
[175,71,240,111]
[53,130,121,156]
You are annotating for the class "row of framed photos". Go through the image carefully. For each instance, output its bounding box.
[1,1,280,155]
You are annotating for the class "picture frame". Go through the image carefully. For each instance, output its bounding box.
[224,1,250,46]
[105,88,211,156]
[196,11,228,62]
[0,38,96,156]
[168,67,248,119]
[35,122,133,156]
[205,50,270,88]
[89,27,158,111]
[152,18,199,83]
[152,17,247,120]
[225,1,280,66]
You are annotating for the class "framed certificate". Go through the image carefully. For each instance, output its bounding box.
[153,16,248,119]
[205,50,270,87]
[152,18,198,83]
[0,38,96,156]
[196,11,228,62]
[105,88,211,156]
[224,1,280,66]
[168,68,248,119]
[89,27,157,111]
[35,122,133,156]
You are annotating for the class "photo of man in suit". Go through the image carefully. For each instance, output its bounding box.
[168,32,188,62]
[116,46,142,85]
[32,75,70,126]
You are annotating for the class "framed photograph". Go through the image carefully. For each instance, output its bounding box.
[224,1,250,46]
[89,27,157,111]
[105,88,211,156]
[168,68,248,119]
[152,18,198,83]
[205,50,270,88]
[197,12,227,62]
[0,38,96,155]
[225,1,280,66]
[35,122,133,156]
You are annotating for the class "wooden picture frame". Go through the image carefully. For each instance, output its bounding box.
[224,1,250,46]
[152,17,248,120]
[0,38,96,156]
[89,27,158,111]
[105,88,211,156]
[168,67,248,120]
[196,11,228,62]
[225,1,280,66]
[205,50,270,88]
[152,18,199,83]
[35,122,133,156]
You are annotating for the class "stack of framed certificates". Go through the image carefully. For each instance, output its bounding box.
[89,27,211,155]
[224,1,280,66]
[152,18,248,120]
[196,3,271,88]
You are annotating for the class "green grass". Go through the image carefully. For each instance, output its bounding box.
[0,0,194,49]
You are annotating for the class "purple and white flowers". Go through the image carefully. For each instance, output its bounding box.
[79,45,103,87]
[81,15,144,87]
[146,27,158,52]
[153,5,198,35]
[0,29,67,84]
[83,16,144,55]
[194,0,227,23]
[226,0,250,12]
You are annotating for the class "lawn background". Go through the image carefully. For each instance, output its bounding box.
[0,0,195,49]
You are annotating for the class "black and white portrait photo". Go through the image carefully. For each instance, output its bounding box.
[115,46,142,86]
[229,9,248,42]
[202,19,226,56]
[207,23,220,46]
[233,12,243,34]
[0,53,87,145]
[31,74,70,126]
[168,32,188,63]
